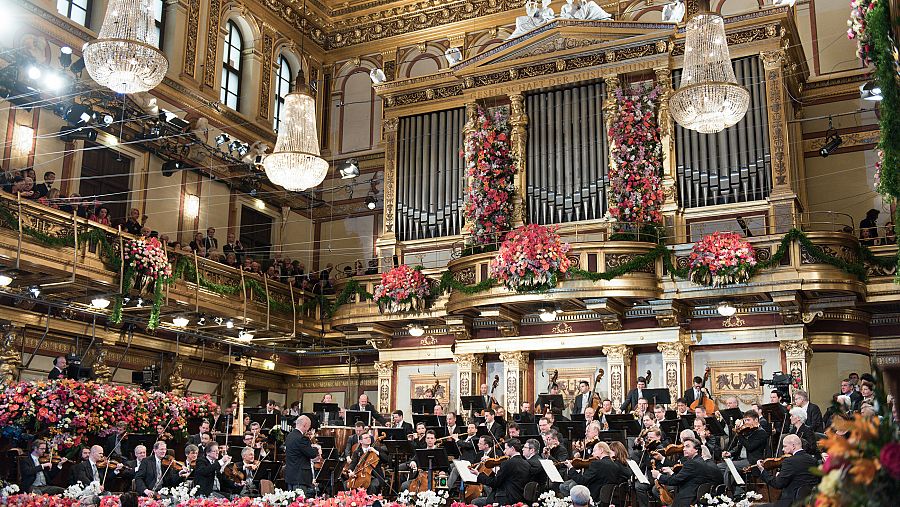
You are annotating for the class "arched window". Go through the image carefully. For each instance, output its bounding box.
[220,21,243,111]
[152,0,165,49]
[57,0,90,27]
[273,56,293,132]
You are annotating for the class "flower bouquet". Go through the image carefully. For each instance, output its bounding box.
[847,0,877,65]
[695,491,762,507]
[373,265,430,313]
[125,236,172,283]
[391,490,449,507]
[688,232,757,287]
[489,224,571,292]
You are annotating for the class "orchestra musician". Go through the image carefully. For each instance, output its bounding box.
[316,394,343,426]
[345,422,368,457]
[582,406,597,424]
[482,409,505,441]
[345,432,386,494]
[522,438,547,484]
[189,420,211,445]
[791,390,824,433]
[572,381,595,416]
[233,446,260,497]
[284,415,322,496]
[479,384,493,411]
[113,444,146,482]
[20,439,67,495]
[560,441,629,498]
[620,376,648,413]
[755,434,820,507]
[722,410,769,481]
[411,422,428,449]
[401,430,442,491]
[349,394,386,425]
[693,417,721,461]
[72,445,119,490]
[391,410,414,434]
[542,430,569,463]
[135,441,184,497]
[786,407,821,459]
[457,423,481,461]
[652,438,723,507]
[469,439,530,507]
[515,401,536,424]
[446,412,460,435]
[193,442,233,498]
[674,398,691,417]
[183,444,199,477]
[683,376,707,406]
[103,421,129,459]
[574,421,602,458]
[506,421,521,440]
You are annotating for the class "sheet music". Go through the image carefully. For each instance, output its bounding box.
[627,459,650,484]
[540,459,564,483]
[724,458,745,485]
[453,460,478,483]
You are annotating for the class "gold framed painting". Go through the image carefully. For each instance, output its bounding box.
[545,367,601,408]
[708,360,764,404]
[409,374,452,407]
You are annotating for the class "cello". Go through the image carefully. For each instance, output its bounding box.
[345,449,380,490]
[689,367,716,414]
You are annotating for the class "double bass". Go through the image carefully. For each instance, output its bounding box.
[590,369,605,410]
[689,367,716,414]
[489,375,501,410]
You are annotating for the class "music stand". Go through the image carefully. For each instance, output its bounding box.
[758,403,787,424]
[127,433,157,458]
[473,416,486,426]
[519,423,539,437]
[412,399,437,414]
[535,394,564,414]
[659,420,681,442]
[665,410,678,421]
[606,415,641,437]
[679,413,697,431]
[227,446,245,462]
[313,402,340,415]
[570,414,586,423]
[255,461,279,482]
[414,448,450,490]
[413,414,440,428]
[314,458,343,496]
[719,408,744,430]
[555,421,584,445]
[705,416,727,437]
[345,410,372,427]
[384,439,416,494]
[431,426,449,438]
[644,388,671,407]
[460,396,486,416]
[597,430,627,446]
[442,440,461,458]
[381,428,408,441]
[250,413,278,430]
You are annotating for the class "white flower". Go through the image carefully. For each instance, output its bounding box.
[64,481,102,499]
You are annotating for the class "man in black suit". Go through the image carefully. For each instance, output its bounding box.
[756,434,820,507]
[470,439,530,507]
[71,445,120,489]
[446,411,461,436]
[103,421,129,459]
[48,356,67,380]
[482,409,505,441]
[135,441,183,496]
[316,393,343,426]
[189,420,211,445]
[683,376,706,406]
[34,171,55,199]
[284,415,322,496]
[390,410,414,435]
[654,438,722,507]
[112,444,146,482]
[838,379,863,412]
[723,410,769,479]
[19,439,66,494]
[348,394,386,425]
[193,442,233,498]
[561,441,629,499]
[787,407,821,460]
[456,423,481,463]
[792,390,824,433]
[515,401,536,424]
[620,377,648,413]
[522,438,547,484]
[479,383,494,413]
[572,381,596,417]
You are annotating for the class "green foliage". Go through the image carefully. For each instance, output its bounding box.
[869,2,900,203]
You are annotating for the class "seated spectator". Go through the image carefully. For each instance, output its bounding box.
[35,171,55,199]
[171,241,182,252]
[250,261,261,274]
[860,209,880,246]
[885,221,896,244]
[159,234,170,245]
[224,252,239,268]
[123,208,146,235]
[38,188,61,209]
[140,226,151,238]
[266,265,279,281]
[6,175,34,198]
[366,259,378,275]
[78,199,96,219]
[296,263,305,276]
[355,260,365,276]
[242,257,253,272]
[21,176,38,199]
[343,265,353,277]
[60,193,79,214]
[89,207,111,226]
[189,232,204,252]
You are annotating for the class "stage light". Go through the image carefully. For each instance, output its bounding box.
[226,319,234,329]
[64,104,94,125]
[97,114,114,127]
[408,323,425,337]
[59,47,73,68]
[254,198,266,211]
[59,126,98,143]
[237,330,254,342]
[28,286,40,297]
[445,47,463,65]
[162,160,184,177]
[717,302,736,317]
[365,195,377,210]
[369,68,386,84]
[0,274,13,287]
[262,359,276,370]
[860,81,883,101]
[819,133,843,157]
[339,158,360,179]
[215,133,230,146]
[197,315,206,326]
[136,298,144,308]
[69,57,85,74]
[172,316,190,327]
[228,140,242,154]
[91,297,111,309]
[43,72,65,91]
[27,66,41,80]
[237,143,250,157]
[538,308,558,322]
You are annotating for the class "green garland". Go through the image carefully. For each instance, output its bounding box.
[299,279,374,318]
[869,1,900,202]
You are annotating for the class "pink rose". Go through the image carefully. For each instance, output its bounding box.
[880,442,900,479]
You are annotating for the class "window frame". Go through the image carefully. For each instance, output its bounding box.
[152,0,166,50]
[57,0,91,28]
[220,20,244,112]
[273,55,294,132]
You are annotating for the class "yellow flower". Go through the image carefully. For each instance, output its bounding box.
[819,430,854,459]
[849,458,881,485]
[818,470,841,495]
[831,414,879,444]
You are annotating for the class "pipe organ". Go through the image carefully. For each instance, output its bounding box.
[396,108,466,241]
[526,82,609,225]
[674,56,772,209]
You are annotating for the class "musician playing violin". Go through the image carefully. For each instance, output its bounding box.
[348,432,385,494]
[284,415,321,496]
[560,441,629,498]
[755,434,819,507]
[113,444,145,482]
[652,438,722,507]
[72,445,121,490]
[20,439,66,495]
[135,441,183,497]
[469,439,530,507]
[233,446,261,497]
[722,410,769,473]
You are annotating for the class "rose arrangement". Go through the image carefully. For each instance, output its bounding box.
[5,491,383,507]
[125,237,172,282]
[1,495,78,507]
[462,107,517,245]
[688,232,757,287]
[607,85,664,225]
[0,379,216,449]
[489,224,571,292]
[373,265,430,313]
[847,0,878,65]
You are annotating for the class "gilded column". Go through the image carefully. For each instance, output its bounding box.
[92,346,112,385]
[603,345,632,409]
[508,93,528,228]
[375,117,400,270]
[780,340,811,395]
[168,359,186,396]
[381,49,397,82]
[0,328,21,384]
[374,360,394,415]
[657,341,687,407]
[603,76,620,218]
[461,103,479,239]
[232,367,247,431]
[761,49,797,232]
[453,353,484,414]
[499,352,529,415]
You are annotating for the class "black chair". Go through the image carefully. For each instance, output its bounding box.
[695,483,716,503]
[523,481,541,504]
[596,483,617,507]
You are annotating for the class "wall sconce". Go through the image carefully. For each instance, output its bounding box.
[12,125,34,158]
[184,193,200,219]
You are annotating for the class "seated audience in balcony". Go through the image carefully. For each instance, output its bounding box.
[355,260,365,276]
[860,209,880,246]
[250,261,262,274]
[189,232,204,252]
[223,232,244,261]
[242,257,254,272]
[225,252,240,268]
[343,265,353,277]
[141,227,152,238]
[266,265,280,281]
[296,263,305,276]
[38,188,61,209]
[884,222,896,244]
[79,199,98,220]
[35,171,55,199]
[5,175,35,198]
[159,234,170,245]
[123,208,146,235]
[204,227,218,252]
[366,259,378,275]
[89,207,111,226]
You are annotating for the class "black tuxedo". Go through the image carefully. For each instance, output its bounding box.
[458,435,480,463]
[657,455,722,507]
[223,242,244,259]
[759,450,819,507]
[515,412,536,424]
[803,403,824,433]
[620,388,645,413]
[348,402,385,425]
[71,460,102,486]
[683,387,705,405]
[728,427,768,465]
[34,183,52,199]
[204,237,218,253]
[19,455,60,493]
[526,453,547,483]
[193,454,232,496]
[48,366,65,380]
[567,456,629,500]
[477,454,530,505]
[103,433,128,458]
[188,434,203,445]
[135,456,182,493]
[394,421,414,436]
[284,428,319,490]
[789,424,820,459]
[483,421,505,441]
[572,392,594,415]
[114,459,139,481]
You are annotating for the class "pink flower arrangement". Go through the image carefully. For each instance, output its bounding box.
[489,224,571,292]
[688,232,757,287]
[607,85,664,225]
[2,495,78,507]
[373,265,431,313]
[462,108,517,245]
[125,237,172,281]
[5,491,388,507]
[848,0,878,65]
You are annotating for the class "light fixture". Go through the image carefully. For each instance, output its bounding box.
[28,286,40,297]
[228,140,243,154]
[161,160,184,177]
[262,70,330,191]
[183,193,200,219]
[59,46,73,68]
[43,72,66,91]
[365,194,377,210]
[197,315,206,326]
[820,117,842,157]
[135,297,143,308]
[27,66,42,80]
[82,0,169,93]
[237,330,254,342]
[225,319,235,329]
[59,126,98,143]
[408,323,426,337]
[773,0,796,5]
[860,81,883,101]
[12,125,34,157]
[0,274,13,287]
[445,47,463,66]
[369,68,386,84]
[97,114,114,128]
[538,308,558,322]
[172,316,190,327]
[215,133,230,147]
[91,297,111,309]
[64,104,94,125]
[262,359,276,370]
[717,302,737,317]
[662,0,685,23]
[339,158,360,179]
[254,198,266,211]
[669,7,749,133]
[236,143,250,157]
[70,57,86,74]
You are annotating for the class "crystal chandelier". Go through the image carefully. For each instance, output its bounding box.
[263,72,329,191]
[82,0,168,94]
[669,12,749,134]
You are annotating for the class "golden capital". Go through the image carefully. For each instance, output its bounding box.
[603,345,633,363]
[780,339,811,360]
[453,353,484,369]
[373,360,394,376]
[761,49,786,70]
[499,351,529,369]
[657,341,687,359]
[382,117,399,134]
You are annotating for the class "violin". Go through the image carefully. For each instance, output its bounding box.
[743,454,790,474]
[662,444,684,456]
[39,456,65,465]
[557,457,596,469]
[735,423,758,436]
[223,462,245,482]
[652,460,675,505]
[464,456,508,503]
[160,455,186,471]
[95,458,122,469]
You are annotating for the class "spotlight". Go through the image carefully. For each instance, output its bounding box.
[538,308,558,322]
[445,47,463,65]
[160,109,190,131]
[69,57,85,74]
[28,286,40,297]
[91,297,111,309]
[225,319,234,329]
[819,133,843,157]
[27,66,42,80]
[228,140,242,154]
[215,133,230,147]
[64,104,94,125]
[197,315,206,326]
[860,81,883,101]
[136,298,144,308]
[213,317,224,325]
[339,158,360,179]
[161,160,184,177]
[59,126,97,143]
[43,72,66,91]
[0,274,12,287]
[365,194,377,210]
[237,143,250,157]
[369,68,386,84]
[408,323,425,337]
[237,330,254,342]
[172,316,190,327]
[717,302,737,317]
[96,113,114,127]
[59,46,73,68]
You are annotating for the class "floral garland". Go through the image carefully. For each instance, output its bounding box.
[0,380,216,449]
[373,265,430,313]
[489,224,572,292]
[847,0,878,65]
[688,232,757,287]
[463,107,517,245]
[607,84,664,225]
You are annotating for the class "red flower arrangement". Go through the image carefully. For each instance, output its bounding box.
[373,265,430,313]
[125,237,172,281]
[462,108,517,245]
[489,224,572,292]
[688,232,757,287]
[607,85,664,225]
[2,494,78,507]
[848,0,878,65]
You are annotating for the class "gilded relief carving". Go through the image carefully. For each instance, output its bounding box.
[259,33,274,119]
[183,0,201,79]
[204,0,222,89]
